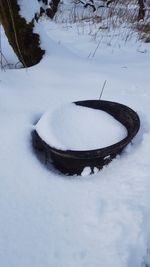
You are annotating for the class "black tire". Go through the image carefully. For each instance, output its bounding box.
[32,100,140,175]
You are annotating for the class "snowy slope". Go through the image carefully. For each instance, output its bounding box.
[0,18,150,267]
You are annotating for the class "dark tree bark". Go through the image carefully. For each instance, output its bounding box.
[0,0,60,67]
[36,0,60,20]
[46,0,61,18]
[0,0,45,67]
[138,0,145,21]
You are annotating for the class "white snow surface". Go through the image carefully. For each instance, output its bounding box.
[18,0,40,22]
[1,17,150,267]
[81,167,92,176]
[35,103,127,150]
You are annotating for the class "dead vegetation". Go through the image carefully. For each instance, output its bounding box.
[55,0,150,45]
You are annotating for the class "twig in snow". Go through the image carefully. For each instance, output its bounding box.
[99,80,107,100]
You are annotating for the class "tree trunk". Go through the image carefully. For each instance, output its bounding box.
[35,0,60,20]
[138,0,145,21]
[0,0,45,67]
[45,0,61,19]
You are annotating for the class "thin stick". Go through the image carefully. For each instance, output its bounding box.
[92,39,102,58]
[99,80,107,100]
[6,0,27,68]
[0,24,3,70]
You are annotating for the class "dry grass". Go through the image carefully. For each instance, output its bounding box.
[136,22,150,42]
[55,0,150,45]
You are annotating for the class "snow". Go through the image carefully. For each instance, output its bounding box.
[18,0,40,23]
[35,103,127,150]
[0,9,150,267]
[0,27,18,68]
[93,166,99,174]
[81,167,92,176]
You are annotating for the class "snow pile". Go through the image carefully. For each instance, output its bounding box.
[35,103,127,150]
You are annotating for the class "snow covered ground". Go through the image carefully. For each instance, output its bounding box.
[0,14,150,267]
